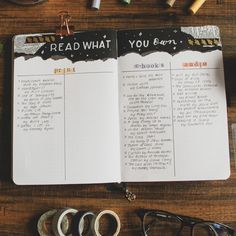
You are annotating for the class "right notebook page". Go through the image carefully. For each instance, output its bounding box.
[118,26,230,182]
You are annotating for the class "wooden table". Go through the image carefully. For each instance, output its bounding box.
[0,0,236,235]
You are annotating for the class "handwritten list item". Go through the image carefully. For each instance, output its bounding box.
[121,69,174,173]
[15,76,64,132]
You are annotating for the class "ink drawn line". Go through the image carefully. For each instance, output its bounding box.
[122,68,222,73]
[64,72,66,181]
[168,67,222,71]
[169,62,176,177]
[121,69,170,73]
[16,71,114,77]
[68,71,115,75]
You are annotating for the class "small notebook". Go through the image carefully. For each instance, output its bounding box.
[12,25,230,185]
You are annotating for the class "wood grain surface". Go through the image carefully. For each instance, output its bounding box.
[0,0,236,235]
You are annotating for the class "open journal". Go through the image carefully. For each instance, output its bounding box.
[12,25,230,185]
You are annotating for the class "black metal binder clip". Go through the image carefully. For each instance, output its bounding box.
[56,11,74,37]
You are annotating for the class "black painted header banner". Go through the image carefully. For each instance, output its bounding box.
[14,27,221,62]
[118,28,221,57]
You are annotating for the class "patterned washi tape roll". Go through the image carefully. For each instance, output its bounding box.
[52,208,78,236]
[37,209,69,236]
[92,210,121,236]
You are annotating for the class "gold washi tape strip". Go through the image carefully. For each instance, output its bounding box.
[25,35,56,44]
[187,38,220,46]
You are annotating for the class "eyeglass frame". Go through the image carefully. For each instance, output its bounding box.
[137,209,235,236]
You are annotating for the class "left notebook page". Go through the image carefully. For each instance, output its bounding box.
[12,31,121,185]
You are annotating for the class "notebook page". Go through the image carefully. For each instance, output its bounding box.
[12,30,121,184]
[118,26,230,182]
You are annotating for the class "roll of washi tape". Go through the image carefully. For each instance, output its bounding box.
[188,0,206,15]
[52,208,78,236]
[92,210,121,236]
[91,0,101,9]
[72,211,95,236]
[37,209,69,236]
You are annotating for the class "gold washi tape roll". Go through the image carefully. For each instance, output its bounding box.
[92,210,121,236]
[37,209,69,236]
[188,0,206,15]
[52,208,78,236]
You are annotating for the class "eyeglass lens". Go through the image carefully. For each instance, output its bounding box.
[143,212,182,236]
[192,223,216,236]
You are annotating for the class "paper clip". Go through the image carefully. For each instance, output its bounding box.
[56,11,74,37]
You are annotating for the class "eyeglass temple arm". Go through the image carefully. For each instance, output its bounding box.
[178,214,203,223]
[143,218,158,235]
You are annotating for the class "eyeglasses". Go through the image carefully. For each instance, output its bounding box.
[138,209,235,236]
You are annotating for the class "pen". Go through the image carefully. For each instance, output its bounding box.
[91,0,101,9]
[165,0,177,7]
[188,0,206,15]
[122,0,131,4]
